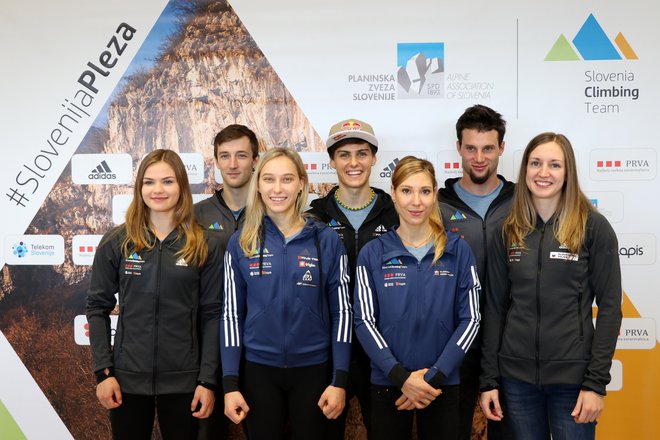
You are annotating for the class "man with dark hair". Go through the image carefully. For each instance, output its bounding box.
[438,105,515,440]
[195,124,259,235]
[308,119,398,439]
[195,124,259,440]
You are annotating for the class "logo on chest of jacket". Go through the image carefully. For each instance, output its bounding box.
[433,269,454,277]
[124,252,144,275]
[382,258,406,269]
[507,243,526,262]
[449,211,467,221]
[549,251,579,261]
[175,257,188,267]
[328,219,345,230]
[248,247,273,259]
[373,224,388,236]
[208,222,224,230]
[296,269,318,287]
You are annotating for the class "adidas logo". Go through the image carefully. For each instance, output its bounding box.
[375,224,387,233]
[176,257,188,267]
[88,160,116,180]
[379,158,400,178]
[302,270,313,282]
[328,219,342,228]
[450,210,467,221]
[208,222,223,230]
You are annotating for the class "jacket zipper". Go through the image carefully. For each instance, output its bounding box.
[577,289,584,339]
[282,239,288,368]
[413,259,423,367]
[535,224,546,385]
[152,241,163,394]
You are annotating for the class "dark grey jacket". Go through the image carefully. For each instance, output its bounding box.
[87,226,224,395]
[480,210,622,395]
[195,189,244,237]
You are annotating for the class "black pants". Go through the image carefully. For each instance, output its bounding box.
[326,347,373,439]
[370,384,460,440]
[109,393,198,440]
[197,401,228,440]
[243,361,329,440]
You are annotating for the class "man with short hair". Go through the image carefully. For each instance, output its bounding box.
[195,124,259,235]
[438,105,515,440]
[308,119,399,439]
[195,124,259,440]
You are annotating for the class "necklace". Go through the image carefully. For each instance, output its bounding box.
[398,232,432,248]
[335,188,375,211]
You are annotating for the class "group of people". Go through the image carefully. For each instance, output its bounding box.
[87,105,622,440]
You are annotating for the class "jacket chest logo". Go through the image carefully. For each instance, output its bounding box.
[449,210,467,221]
[297,254,318,268]
[123,252,144,276]
[175,257,188,267]
[383,271,407,288]
[248,260,272,276]
[433,269,454,277]
[208,222,224,230]
[297,269,318,287]
[549,251,579,261]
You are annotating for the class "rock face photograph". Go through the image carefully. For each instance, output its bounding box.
[0,1,328,438]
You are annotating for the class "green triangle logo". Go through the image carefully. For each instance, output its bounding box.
[545,34,580,61]
[0,400,27,440]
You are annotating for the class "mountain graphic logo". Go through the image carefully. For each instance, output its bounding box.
[545,14,638,61]
[380,158,400,178]
[208,222,223,230]
[129,252,142,261]
[328,219,342,227]
[385,258,403,265]
[397,42,445,99]
[450,211,467,221]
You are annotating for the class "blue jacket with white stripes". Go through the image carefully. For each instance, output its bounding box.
[354,229,481,389]
[221,216,353,392]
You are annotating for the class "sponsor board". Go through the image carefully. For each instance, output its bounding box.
[607,360,623,392]
[299,152,338,184]
[112,194,132,225]
[4,235,64,265]
[192,193,212,204]
[72,234,103,265]
[617,233,656,265]
[74,315,118,346]
[178,153,204,184]
[71,153,133,184]
[590,148,656,181]
[616,317,656,350]
[585,191,624,223]
[374,151,426,184]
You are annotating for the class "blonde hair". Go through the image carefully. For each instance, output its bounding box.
[392,156,446,264]
[123,149,208,265]
[504,132,593,254]
[239,148,309,256]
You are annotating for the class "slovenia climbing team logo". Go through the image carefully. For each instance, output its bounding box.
[545,14,637,61]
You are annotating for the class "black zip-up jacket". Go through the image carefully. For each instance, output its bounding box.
[480,210,622,395]
[438,176,514,350]
[307,186,398,294]
[87,226,224,395]
[195,189,244,237]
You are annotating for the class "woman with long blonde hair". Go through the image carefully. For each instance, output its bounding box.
[221,148,352,439]
[479,133,622,440]
[87,149,224,439]
[354,156,481,440]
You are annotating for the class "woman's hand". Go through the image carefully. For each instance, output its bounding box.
[318,385,346,419]
[400,369,441,409]
[571,390,603,423]
[479,389,503,421]
[96,377,122,409]
[224,391,250,424]
[191,385,215,419]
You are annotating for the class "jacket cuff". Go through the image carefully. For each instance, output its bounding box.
[581,382,606,396]
[222,375,239,394]
[332,370,350,389]
[424,366,446,389]
[387,363,411,389]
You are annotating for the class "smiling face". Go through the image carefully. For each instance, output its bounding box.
[457,128,503,187]
[258,155,304,218]
[141,161,180,216]
[525,141,566,208]
[330,142,377,190]
[215,136,258,189]
[392,171,436,227]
